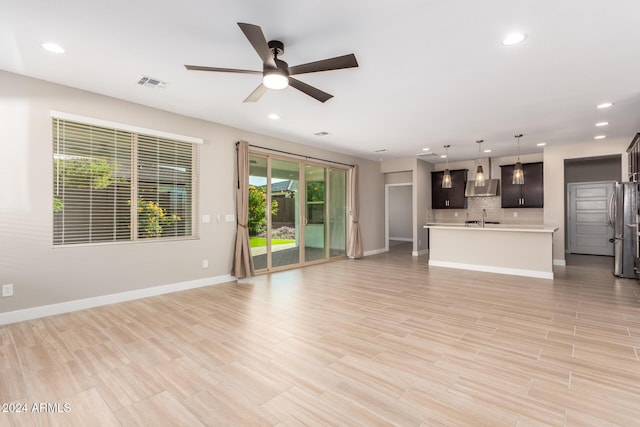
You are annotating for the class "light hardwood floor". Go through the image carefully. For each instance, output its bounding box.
[2,250,640,426]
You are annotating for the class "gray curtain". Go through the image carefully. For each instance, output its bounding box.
[347,165,363,258]
[233,141,255,278]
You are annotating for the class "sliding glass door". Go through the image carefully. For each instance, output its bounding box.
[304,165,326,262]
[248,156,269,270]
[271,159,301,268]
[249,153,347,272]
[328,168,347,257]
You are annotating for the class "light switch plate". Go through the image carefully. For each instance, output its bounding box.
[225,214,235,222]
[202,214,211,223]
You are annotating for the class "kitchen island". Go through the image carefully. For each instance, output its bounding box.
[424,224,559,279]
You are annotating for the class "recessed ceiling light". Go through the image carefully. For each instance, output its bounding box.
[537,142,546,147]
[41,42,65,53]
[440,154,447,158]
[597,102,614,109]
[267,113,280,120]
[502,32,526,46]
[483,149,492,153]
[422,148,430,151]
[595,121,609,127]
[594,135,606,140]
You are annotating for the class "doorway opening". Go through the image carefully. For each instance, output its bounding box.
[564,155,621,268]
[385,183,413,253]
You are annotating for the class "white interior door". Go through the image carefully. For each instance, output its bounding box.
[567,181,615,256]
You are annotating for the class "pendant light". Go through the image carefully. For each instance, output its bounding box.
[442,145,452,188]
[513,133,525,185]
[474,139,485,187]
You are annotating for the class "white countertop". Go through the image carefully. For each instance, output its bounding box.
[424,223,558,233]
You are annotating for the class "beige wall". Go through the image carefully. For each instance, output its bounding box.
[380,158,415,174]
[414,159,432,252]
[544,138,629,261]
[0,70,384,313]
[384,171,412,184]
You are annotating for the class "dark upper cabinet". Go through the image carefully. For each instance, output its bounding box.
[431,169,468,209]
[500,162,544,208]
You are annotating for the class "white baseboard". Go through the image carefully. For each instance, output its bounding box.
[412,249,428,256]
[363,248,386,257]
[553,259,566,266]
[0,274,236,326]
[389,237,412,242]
[428,260,553,280]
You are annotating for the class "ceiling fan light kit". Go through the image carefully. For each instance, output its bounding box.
[185,22,358,103]
[263,71,289,90]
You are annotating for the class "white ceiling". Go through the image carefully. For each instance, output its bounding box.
[2,0,640,163]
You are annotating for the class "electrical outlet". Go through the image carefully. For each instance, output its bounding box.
[225,214,235,222]
[202,260,209,269]
[454,212,458,217]
[202,214,211,224]
[513,211,518,217]
[2,284,14,297]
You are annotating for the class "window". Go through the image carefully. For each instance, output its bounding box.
[52,117,198,245]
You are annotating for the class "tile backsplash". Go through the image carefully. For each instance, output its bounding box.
[430,196,543,225]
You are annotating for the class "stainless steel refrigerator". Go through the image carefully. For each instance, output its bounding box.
[609,182,639,278]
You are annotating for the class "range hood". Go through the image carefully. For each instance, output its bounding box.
[465,179,500,197]
[464,157,500,197]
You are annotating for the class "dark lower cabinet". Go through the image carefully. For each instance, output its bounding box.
[500,162,543,208]
[431,169,467,209]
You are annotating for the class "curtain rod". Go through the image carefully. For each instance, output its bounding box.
[236,142,354,168]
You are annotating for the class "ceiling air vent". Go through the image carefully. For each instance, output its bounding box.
[137,76,168,88]
[417,152,438,157]
[314,131,330,136]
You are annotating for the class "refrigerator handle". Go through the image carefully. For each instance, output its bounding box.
[607,191,616,228]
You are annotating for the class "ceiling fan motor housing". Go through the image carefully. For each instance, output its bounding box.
[268,40,284,57]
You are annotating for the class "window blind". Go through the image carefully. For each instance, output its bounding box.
[52,118,197,246]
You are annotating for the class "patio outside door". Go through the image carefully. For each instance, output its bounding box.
[248,154,346,272]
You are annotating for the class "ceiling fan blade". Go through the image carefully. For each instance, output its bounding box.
[288,77,333,103]
[289,54,358,76]
[185,65,261,74]
[237,23,276,68]
[243,84,268,103]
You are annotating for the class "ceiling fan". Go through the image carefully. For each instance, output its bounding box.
[185,22,359,103]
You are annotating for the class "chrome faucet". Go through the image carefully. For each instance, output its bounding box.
[481,209,486,228]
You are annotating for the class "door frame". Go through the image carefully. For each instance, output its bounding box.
[250,151,349,273]
[385,182,413,252]
[566,180,616,255]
